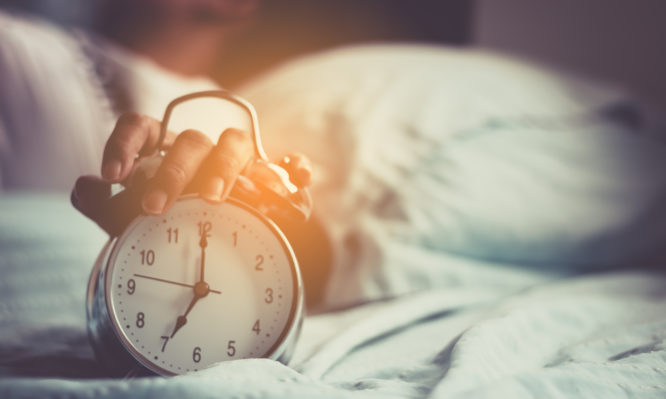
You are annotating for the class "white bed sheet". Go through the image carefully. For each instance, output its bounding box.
[240,45,666,310]
[0,194,665,399]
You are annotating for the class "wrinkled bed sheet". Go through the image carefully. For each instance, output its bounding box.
[239,46,666,310]
[1,194,665,399]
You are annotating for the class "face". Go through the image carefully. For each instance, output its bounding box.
[106,197,298,375]
[115,0,260,22]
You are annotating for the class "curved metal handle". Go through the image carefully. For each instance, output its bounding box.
[156,90,269,161]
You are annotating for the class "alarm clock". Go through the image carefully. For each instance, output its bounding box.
[86,91,308,377]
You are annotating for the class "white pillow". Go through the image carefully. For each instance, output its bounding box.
[239,45,666,308]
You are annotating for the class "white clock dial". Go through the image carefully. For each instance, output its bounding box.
[105,198,298,375]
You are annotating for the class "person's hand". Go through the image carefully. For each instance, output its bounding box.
[71,112,312,235]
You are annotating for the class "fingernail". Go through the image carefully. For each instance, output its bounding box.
[201,177,225,203]
[142,188,168,215]
[102,160,121,181]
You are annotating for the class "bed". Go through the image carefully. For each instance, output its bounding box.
[1,194,665,398]
[2,27,666,399]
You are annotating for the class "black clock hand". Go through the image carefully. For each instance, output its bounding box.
[170,225,212,339]
[199,232,208,282]
[132,273,220,294]
[170,289,199,338]
[169,281,210,338]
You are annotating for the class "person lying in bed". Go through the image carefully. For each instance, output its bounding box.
[65,0,334,308]
[71,111,333,309]
[0,0,333,307]
[4,0,666,315]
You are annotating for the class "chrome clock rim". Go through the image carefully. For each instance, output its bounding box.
[88,195,304,376]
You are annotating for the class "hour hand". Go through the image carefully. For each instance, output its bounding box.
[169,293,200,338]
[169,315,188,338]
[169,279,210,338]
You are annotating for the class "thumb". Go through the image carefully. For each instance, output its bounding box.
[72,176,144,236]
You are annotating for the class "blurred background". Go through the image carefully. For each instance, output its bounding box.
[1,0,664,108]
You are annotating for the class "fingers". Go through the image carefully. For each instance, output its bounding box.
[88,109,310,233]
[101,112,166,183]
[279,152,312,187]
[142,129,214,215]
[200,128,254,203]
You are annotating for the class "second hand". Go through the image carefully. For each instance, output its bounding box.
[133,273,221,294]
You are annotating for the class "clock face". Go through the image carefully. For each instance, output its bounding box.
[105,197,300,375]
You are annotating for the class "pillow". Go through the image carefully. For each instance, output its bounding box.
[238,45,666,308]
[0,10,221,191]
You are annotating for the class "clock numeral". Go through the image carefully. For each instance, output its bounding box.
[127,279,136,295]
[252,320,261,335]
[255,255,264,271]
[265,288,273,304]
[193,346,202,363]
[136,312,145,328]
[198,221,212,236]
[140,249,155,266]
[160,336,169,352]
[232,231,237,247]
[227,341,236,357]
[167,228,179,243]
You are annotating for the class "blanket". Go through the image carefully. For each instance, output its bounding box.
[1,194,665,399]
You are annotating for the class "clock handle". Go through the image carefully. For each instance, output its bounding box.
[77,90,311,236]
[156,90,313,222]
[155,90,269,161]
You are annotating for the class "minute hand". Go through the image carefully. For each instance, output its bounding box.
[199,232,208,282]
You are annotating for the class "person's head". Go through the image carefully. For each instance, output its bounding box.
[0,0,260,76]
[97,0,260,75]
